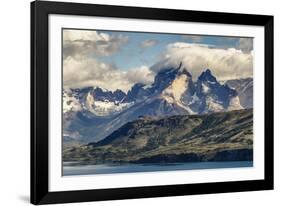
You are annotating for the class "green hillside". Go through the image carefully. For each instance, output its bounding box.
[63,109,253,164]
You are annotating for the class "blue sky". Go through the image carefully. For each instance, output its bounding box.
[95,30,241,71]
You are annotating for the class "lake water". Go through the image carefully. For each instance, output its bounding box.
[63,161,253,176]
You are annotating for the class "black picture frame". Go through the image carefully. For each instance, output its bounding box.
[31,0,274,205]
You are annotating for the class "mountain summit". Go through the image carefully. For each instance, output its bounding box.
[198,68,217,82]
[195,69,242,113]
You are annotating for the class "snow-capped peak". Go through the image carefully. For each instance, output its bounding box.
[83,91,134,116]
[63,66,246,118]
[92,86,109,92]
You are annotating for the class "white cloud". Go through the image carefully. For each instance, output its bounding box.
[63,30,107,42]
[63,29,147,92]
[140,39,158,48]
[63,56,154,92]
[126,66,155,85]
[63,30,128,59]
[181,35,203,43]
[237,38,253,53]
[151,42,253,81]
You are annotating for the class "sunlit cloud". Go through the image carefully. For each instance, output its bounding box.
[140,39,159,48]
[151,42,253,81]
[63,29,129,59]
[236,38,253,53]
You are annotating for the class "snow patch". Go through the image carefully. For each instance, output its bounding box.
[85,92,134,116]
[207,80,216,84]
[93,86,108,92]
[202,83,210,94]
[143,84,152,90]
[188,93,200,105]
[85,92,95,112]
[63,91,81,113]
[205,97,224,112]
[228,96,243,111]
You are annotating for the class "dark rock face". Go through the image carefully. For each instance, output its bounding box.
[113,89,127,101]
[153,67,180,91]
[88,87,127,102]
[209,149,253,161]
[195,69,238,113]
[126,83,152,102]
[198,69,217,82]
[125,64,193,102]
[132,153,201,163]
[71,86,127,104]
[132,149,253,163]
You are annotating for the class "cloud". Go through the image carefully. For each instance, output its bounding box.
[63,30,128,59]
[182,35,203,43]
[236,38,253,53]
[140,39,158,48]
[63,56,154,92]
[63,30,152,92]
[151,42,253,81]
[63,30,253,93]
[126,66,155,85]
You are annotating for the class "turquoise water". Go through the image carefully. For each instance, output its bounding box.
[63,161,253,176]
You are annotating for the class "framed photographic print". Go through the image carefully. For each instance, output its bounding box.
[31,0,274,204]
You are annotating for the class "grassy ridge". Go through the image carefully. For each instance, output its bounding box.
[63,109,253,164]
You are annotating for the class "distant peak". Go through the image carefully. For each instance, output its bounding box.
[177,62,192,78]
[180,68,192,78]
[178,62,183,70]
[132,82,146,88]
[205,68,211,74]
[198,68,217,82]
[113,89,126,95]
[92,86,109,93]
[158,62,183,75]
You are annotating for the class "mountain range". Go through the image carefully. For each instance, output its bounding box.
[63,63,253,143]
